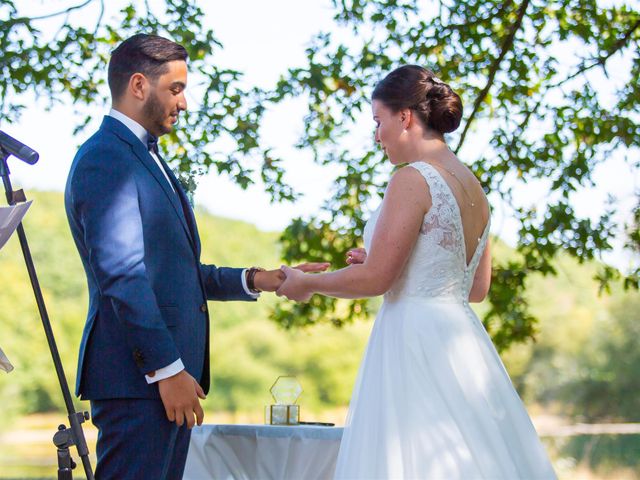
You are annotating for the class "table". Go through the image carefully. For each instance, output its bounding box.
[184,424,344,480]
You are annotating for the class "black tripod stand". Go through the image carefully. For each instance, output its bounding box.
[0,133,94,480]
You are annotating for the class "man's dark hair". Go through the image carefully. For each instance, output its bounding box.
[108,34,188,100]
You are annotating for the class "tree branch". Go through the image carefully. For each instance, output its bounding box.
[15,0,97,22]
[551,18,640,89]
[92,0,105,36]
[504,96,540,157]
[446,0,514,31]
[454,0,530,154]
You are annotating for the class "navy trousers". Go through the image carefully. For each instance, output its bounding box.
[90,398,192,480]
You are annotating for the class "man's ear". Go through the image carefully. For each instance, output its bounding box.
[129,73,148,101]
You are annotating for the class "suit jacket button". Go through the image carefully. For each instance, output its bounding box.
[133,348,145,367]
[200,303,207,313]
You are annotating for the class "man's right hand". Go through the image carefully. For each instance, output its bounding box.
[158,370,206,428]
[254,262,330,292]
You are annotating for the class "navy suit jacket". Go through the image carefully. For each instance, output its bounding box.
[65,116,254,400]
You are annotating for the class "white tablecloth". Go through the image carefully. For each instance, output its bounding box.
[184,424,343,480]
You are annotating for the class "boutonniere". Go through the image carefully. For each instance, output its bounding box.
[173,166,203,208]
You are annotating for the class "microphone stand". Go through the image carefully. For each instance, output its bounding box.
[0,147,94,480]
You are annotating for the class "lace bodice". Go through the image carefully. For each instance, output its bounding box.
[363,161,490,302]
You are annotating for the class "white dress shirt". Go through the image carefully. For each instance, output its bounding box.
[109,109,175,191]
[108,109,258,384]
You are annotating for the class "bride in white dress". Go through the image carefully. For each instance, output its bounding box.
[278,65,556,479]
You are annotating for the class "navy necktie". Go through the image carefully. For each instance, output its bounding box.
[147,135,173,189]
[147,135,159,155]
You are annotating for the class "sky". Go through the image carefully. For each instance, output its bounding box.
[3,0,638,271]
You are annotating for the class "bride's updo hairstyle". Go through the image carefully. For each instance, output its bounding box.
[372,65,463,134]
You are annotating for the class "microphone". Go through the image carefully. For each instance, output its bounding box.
[0,129,39,165]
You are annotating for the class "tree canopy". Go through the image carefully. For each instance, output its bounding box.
[1,0,638,350]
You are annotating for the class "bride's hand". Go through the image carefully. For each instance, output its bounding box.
[293,262,330,273]
[346,248,367,265]
[276,265,314,302]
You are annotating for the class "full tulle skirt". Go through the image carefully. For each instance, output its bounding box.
[334,297,557,480]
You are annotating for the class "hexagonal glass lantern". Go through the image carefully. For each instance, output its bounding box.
[264,376,302,425]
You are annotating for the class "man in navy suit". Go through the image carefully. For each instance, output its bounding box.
[65,34,325,479]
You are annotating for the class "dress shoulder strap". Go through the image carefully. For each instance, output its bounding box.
[406,161,450,210]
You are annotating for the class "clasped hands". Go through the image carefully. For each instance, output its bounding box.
[251,261,331,292]
[276,247,367,302]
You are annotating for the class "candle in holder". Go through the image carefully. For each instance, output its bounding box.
[265,376,302,425]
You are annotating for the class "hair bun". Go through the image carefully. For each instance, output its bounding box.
[372,65,464,135]
[426,84,463,134]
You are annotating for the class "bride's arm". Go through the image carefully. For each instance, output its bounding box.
[468,239,491,302]
[278,167,430,300]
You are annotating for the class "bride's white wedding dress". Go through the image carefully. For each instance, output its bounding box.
[334,162,556,479]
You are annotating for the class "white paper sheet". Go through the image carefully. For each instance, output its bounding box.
[0,347,14,373]
[0,200,32,251]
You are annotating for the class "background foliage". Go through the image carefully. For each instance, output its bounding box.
[1,0,638,351]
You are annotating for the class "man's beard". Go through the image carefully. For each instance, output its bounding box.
[143,90,171,136]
